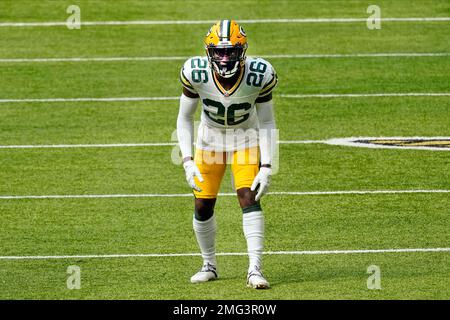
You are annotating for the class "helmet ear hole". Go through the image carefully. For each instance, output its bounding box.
[239,26,247,37]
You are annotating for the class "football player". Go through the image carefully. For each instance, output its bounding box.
[177,20,277,289]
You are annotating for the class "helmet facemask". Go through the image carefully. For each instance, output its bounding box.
[207,44,247,78]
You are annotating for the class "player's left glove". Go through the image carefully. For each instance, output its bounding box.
[251,167,272,201]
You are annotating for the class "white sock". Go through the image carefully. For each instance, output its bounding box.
[243,210,264,272]
[193,215,217,266]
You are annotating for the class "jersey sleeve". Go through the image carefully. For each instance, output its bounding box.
[180,59,198,94]
[257,60,278,102]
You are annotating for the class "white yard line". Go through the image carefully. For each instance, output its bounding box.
[0,247,449,260]
[0,142,178,149]
[0,56,187,63]
[1,92,449,104]
[0,97,179,103]
[1,17,449,27]
[268,190,450,195]
[0,138,448,150]
[0,189,448,200]
[279,140,327,144]
[1,52,448,63]
[280,93,450,98]
[0,141,321,149]
[265,52,450,59]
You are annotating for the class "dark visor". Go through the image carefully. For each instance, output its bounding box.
[208,46,243,61]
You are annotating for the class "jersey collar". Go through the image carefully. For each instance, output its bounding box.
[212,66,245,97]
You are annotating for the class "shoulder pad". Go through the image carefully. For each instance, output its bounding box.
[249,57,278,97]
[180,57,210,91]
[180,58,199,93]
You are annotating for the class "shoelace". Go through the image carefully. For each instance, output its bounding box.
[200,263,217,276]
[247,266,264,280]
[201,263,216,273]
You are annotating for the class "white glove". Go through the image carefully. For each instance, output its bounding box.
[251,167,272,201]
[183,160,204,192]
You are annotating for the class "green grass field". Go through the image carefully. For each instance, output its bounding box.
[0,0,449,300]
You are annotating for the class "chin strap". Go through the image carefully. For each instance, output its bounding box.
[211,60,241,78]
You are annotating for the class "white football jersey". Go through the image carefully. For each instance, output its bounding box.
[180,56,277,152]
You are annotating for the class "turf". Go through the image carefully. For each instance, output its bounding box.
[0,0,449,300]
[0,57,449,98]
[1,195,449,299]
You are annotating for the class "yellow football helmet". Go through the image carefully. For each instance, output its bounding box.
[204,20,248,78]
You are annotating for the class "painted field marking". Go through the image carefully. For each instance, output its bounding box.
[0,140,320,149]
[1,92,449,104]
[1,247,449,260]
[0,52,448,63]
[0,142,178,149]
[0,137,448,151]
[0,189,448,200]
[326,137,450,151]
[1,17,449,28]
[280,93,450,98]
[0,97,179,103]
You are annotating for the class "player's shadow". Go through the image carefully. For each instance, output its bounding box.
[267,266,362,288]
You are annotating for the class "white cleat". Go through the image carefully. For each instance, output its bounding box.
[190,263,218,283]
[247,266,270,289]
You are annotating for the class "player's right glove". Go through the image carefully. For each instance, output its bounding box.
[183,160,204,192]
[251,167,272,201]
